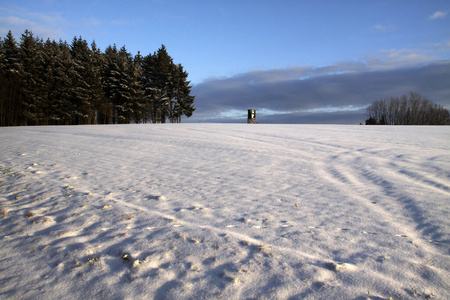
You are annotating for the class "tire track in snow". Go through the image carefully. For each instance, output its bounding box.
[394,165,450,196]
[317,151,447,256]
[184,127,345,160]
[144,126,448,259]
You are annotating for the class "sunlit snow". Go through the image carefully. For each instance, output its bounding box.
[1,124,449,299]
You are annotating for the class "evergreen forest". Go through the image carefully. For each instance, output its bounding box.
[0,30,195,126]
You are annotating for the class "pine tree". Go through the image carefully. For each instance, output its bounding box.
[0,30,195,126]
[141,52,157,123]
[70,36,93,124]
[0,36,4,125]
[116,46,135,123]
[102,45,118,123]
[20,32,52,125]
[19,30,38,124]
[46,40,74,125]
[0,30,23,126]
[130,51,145,123]
[103,44,127,123]
[89,41,105,124]
[172,63,195,122]
[104,46,145,124]
[150,45,173,123]
[140,45,195,123]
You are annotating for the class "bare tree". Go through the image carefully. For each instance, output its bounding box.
[366,92,449,125]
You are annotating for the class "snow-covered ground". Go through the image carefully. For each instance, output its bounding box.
[0,124,449,299]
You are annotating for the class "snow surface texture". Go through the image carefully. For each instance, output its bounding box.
[0,124,449,299]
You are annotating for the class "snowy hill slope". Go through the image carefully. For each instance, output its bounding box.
[1,124,449,299]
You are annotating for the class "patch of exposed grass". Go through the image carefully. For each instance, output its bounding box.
[123,213,135,220]
[1,205,8,217]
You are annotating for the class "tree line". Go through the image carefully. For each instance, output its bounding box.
[365,91,449,125]
[0,30,195,126]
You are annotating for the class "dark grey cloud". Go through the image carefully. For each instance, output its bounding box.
[189,60,450,124]
[193,109,367,125]
[260,109,367,124]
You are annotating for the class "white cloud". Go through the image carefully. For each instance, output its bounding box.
[0,6,66,40]
[428,40,450,52]
[373,24,387,31]
[429,11,447,20]
[372,23,396,32]
[0,16,31,28]
[82,18,101,27]
[365,48,442,70]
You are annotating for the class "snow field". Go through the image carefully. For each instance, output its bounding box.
[0,124,449,299]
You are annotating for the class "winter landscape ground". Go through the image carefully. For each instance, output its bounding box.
[0,124,449,299]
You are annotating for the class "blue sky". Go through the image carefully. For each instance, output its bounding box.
[1,0,449,123]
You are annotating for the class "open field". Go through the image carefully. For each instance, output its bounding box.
[1,124,449,299]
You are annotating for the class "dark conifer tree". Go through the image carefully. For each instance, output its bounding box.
[70,36,93,124]
[140,45,195,123]
[46,40,74,125]
[19,30,41,125]
[172,63,195,122]
[95,44,113,124]
[0,36,4,125]
[0,30,195,126]
[140,53,157,123]
[102,44,124,123]
[130,51,145,123]
[116,46,135,123]
[151,45,173,123]
[0,30,23,126]
[89,41,105,124]
[35,38,53,125]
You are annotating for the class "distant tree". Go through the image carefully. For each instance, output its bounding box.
[366,92,449,125]
[365,117,377,125]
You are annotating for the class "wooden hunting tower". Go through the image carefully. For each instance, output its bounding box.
[247,109,257,124]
